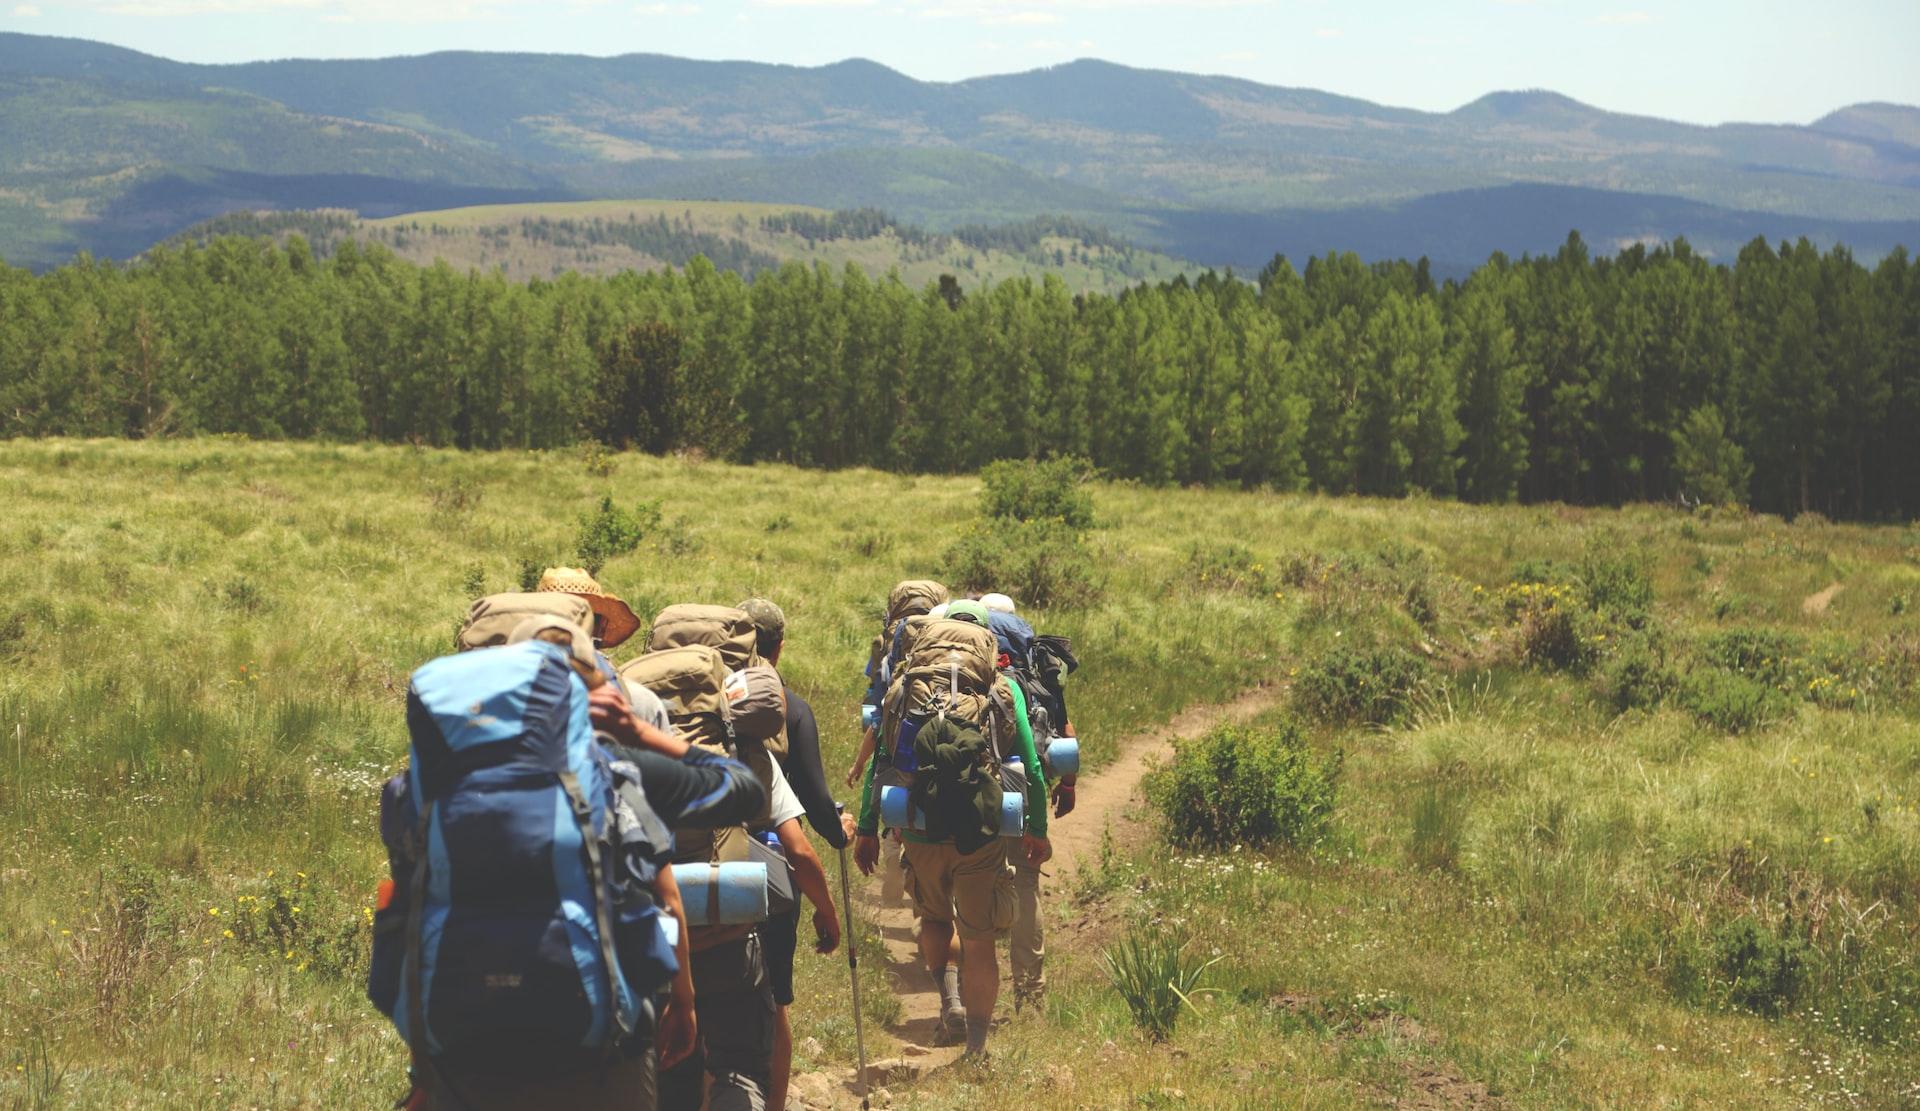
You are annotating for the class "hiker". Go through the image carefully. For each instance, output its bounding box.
[623,604,842,1111]
[737,597,855,1111]
[374,616,768,1111]
[847,580,950,789]
[979,592,1079,1011]
[852,600,1052,1058]
[534,566,680,726]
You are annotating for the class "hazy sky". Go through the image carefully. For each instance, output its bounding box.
[4,0,1915,125]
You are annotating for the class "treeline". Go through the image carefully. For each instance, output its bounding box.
[2,232,1915,519]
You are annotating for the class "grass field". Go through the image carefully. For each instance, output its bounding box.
[0,439,1916,1108]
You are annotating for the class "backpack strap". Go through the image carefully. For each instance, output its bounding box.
[403,800,431,1065]
[557,769,631,1056]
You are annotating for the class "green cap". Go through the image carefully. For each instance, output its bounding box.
[944,599,991,627]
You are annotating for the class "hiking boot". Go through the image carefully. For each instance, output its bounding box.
[1013,987,1042,1015]
[936,1001,966,1045]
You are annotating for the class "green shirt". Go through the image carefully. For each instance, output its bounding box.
[857,678,1048,842]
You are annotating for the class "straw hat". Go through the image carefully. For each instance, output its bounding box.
[535,566,641,648]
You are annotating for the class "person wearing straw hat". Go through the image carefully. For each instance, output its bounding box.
[537,566,643,650]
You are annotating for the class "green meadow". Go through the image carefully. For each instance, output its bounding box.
[0,438,1915,1107]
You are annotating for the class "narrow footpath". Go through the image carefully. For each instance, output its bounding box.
[789,683,1282,1109]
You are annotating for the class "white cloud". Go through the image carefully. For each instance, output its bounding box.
[12,3,43,14]
[1590,10,1654,25]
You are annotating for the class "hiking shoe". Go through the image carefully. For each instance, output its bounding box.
[935,1003,966,1045]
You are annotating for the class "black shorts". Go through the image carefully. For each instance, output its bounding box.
[763,907,799,1007]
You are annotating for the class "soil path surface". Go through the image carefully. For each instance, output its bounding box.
[791,683,1283,1109]
[1802,581,1844,616]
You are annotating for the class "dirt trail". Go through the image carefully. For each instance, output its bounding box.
[791,683,1283,1108]
[1803,581,1844,616]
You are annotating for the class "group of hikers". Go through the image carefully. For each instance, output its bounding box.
[368,569,1080,1110]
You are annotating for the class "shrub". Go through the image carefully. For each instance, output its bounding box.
[1604,635,1676,713]
[942,517,1100,609]
[1701,627,1804,689]
[1102,928,1218,1042]
[1679,670,1793,733]
[978,456,1094,530]
[575,495,661,574]
[1580,540,1653,628]
[1184,542,1272,596]
[1147,721,1340,850]
[1715,916,1807,1016]
[1294,646,1428,727]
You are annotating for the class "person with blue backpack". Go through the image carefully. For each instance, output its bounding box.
[371,616,766,1110]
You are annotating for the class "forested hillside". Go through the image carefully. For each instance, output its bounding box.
[3,231,1913,521]
[1,33,1916,272]
[158,201,1191,290]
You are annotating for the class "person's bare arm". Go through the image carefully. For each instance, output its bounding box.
[844,725,876,789]
[774,817,840,954]
[589,684,690,759]
[649,865,697,1067]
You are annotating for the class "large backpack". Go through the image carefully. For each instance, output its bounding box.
[368,641,676,1073]
[877,620,1018,840]
[456,592,594,651]
[645,604,788,760]
[864,580,950,696]
[618,644,773,868]
[986,611,1075,742]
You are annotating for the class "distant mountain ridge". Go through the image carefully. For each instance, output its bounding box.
[0,32,1914,271]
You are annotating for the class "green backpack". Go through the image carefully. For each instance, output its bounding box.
[908,715,1006,856]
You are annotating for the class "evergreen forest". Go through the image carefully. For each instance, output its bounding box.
[2,231,1915,521]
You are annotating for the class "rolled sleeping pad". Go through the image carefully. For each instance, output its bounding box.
[879,784,1023,838]
[1046,737,1080,778]
[860,704,879,732]
[670,861,770,926]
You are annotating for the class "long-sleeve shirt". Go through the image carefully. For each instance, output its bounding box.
[857,678,1046,842]
[611,746,767,831]
[780,687,848,849]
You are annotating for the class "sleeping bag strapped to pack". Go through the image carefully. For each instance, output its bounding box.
[368,640,677,1075]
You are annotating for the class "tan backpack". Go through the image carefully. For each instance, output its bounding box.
[647,604,761,672]
[619,644,771,866]
[879,619,1015,781]
[457,592,593,651]
[865,580,950,688]
[646,603,789,761]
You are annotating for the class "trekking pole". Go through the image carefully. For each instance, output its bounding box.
[835,838,871,1111]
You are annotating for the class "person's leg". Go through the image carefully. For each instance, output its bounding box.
[901,841,965,1040]
[762,908,799,1111]
[1009,857,1044,1008]
[699,934,775,1111]
[949,840,1016,1057]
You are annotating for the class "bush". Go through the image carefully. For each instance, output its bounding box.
[575,495,661,574]
[1184,542,1272,596]
[1701,627,1805,689]
[1679,670,1793,733]
[1146,721,1341,850]
[1579,539,1653,628]
[978,457,1094,530]
[1715,916,1807,1016]
[1604,635,1676,713]
[1102,928,1217,1042]
[942,517,1100,609]
[1293,645,1428,727]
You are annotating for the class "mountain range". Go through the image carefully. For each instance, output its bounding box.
[2,32,1917,273]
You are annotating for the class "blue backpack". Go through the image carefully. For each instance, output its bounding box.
[368,641,676,1073]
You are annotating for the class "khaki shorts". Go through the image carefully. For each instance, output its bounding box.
[901,839,1014,940]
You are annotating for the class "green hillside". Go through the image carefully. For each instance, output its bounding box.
[0,34,1915,271]
[0,439,1915,1106]
[165,199,1194,290]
